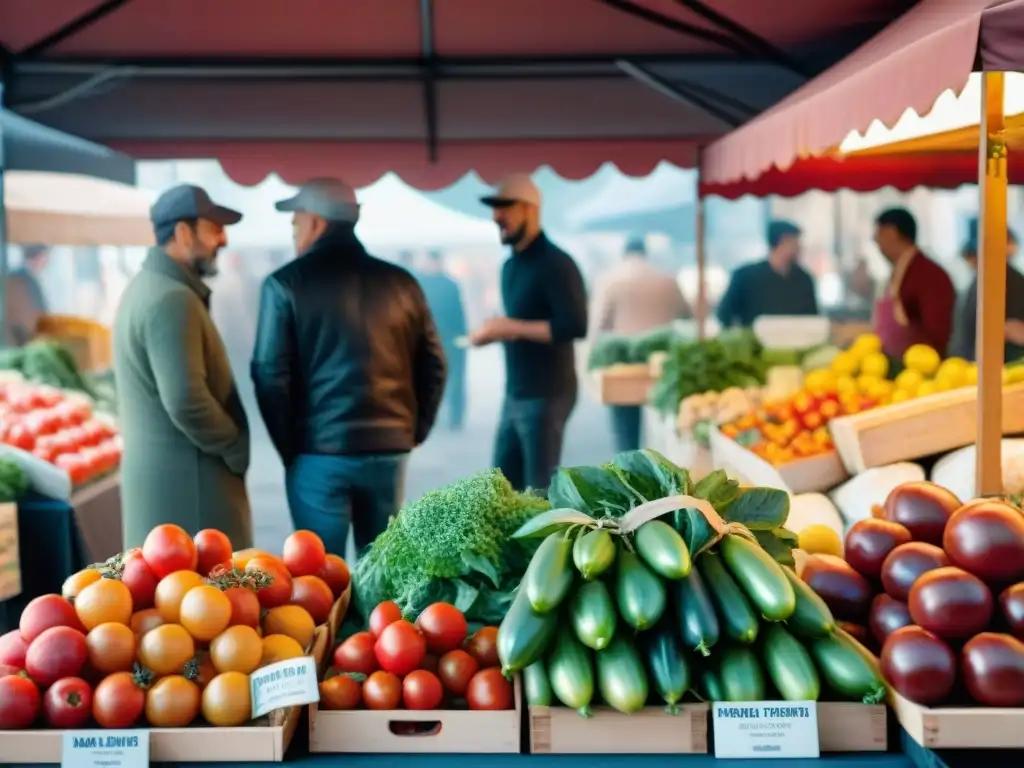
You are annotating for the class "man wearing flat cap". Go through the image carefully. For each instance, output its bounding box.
[113,184,253,550]
[252,178,446,553]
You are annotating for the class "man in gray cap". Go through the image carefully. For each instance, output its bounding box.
[112,184,253,549]
[252,178,446,553]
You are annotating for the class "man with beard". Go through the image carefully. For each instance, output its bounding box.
[252,179,446,553]
[113,185,253,549]
[472,174,587,492]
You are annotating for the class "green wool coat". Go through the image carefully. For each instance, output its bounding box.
[113,249,253,550]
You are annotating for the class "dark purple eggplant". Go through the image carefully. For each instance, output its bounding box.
[880,625,956,705]
[881,542,949,601]
[943,500,1024,587]
[800,554,873,623]
[908,566,993,640]
[883,481,961,545]
[961,632,1024,707]
[844,519,912,582]
[868,594,912,646]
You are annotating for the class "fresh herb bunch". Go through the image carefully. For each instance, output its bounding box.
[352,469,550,624]
[586,324,683,371]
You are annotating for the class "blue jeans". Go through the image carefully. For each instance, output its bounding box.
[493,395,575,493]
[285,453,408,555]
[609,405,642,453]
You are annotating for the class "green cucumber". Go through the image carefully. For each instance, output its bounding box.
[700,665,726,702]
[763,623,820,701]
[596,634,649,714]
[524,532,575,613]
[573,528,616,580]
[615,548,666,631]
[645,624,691,714]
[718,645,766,701]
[547,625,596,718]
[634,520,691,580]
[674,567,720,656]
[524,661,552,706]
[719,534,796,621]
[809,629,887,704]
[697,552,759,644]
[497,590,558,676]
[569,580,617,650]
[782,567,836,639]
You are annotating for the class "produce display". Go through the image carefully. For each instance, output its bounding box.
[0,339,117,414]
[497,449,886,718]
[587,325,683,372]
[321,601,513,713]
[0,525,350,731]
[677,386,763,444]
[0,379,121,486]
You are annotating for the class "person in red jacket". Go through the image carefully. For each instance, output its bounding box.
[872,207,956,359]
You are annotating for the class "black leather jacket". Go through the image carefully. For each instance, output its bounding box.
[250,227,446,462]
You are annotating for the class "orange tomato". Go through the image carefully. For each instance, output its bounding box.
[289,576,334,625]
[138,623,195,677]
[179,586,232,642]
[262,605,315,650]
[202,671,251,726]
[130,608,165,636]
[75,577,133,630]
[154,571,206,624]
[317,554,350,598]
[86,622,137,674]
[260,634,305,667]
[223,586,260,628]
[282,530,326,577]
[231,548,273,571]
[209,625,263,674]
[145,675,201,727]
[186,649,216,689]
[61,569,102,601]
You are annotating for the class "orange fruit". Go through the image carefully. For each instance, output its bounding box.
[138,623,195,677]
[259,634,305,667]
[262,605,315,650]
[154,571,206,624]
[202,671,251,726]
[209,625,263,674]
[75,577,133,630]
[86,622,137,674]
[130,608,165,636]
[62,569,102,601]
[179,586,232,642]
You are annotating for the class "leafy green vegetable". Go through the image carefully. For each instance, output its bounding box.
[587,336,634,370]
[351,469,549,623]
[0,459,29,502]
[586,324,684,371]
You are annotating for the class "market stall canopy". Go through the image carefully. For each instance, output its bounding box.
[5,170,154,245]
[0,0,914,189]
[700,0,1024,189]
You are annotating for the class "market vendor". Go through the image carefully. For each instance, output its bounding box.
[716,220,818,328]
[871,207,956,359]
[948,219,1024,362]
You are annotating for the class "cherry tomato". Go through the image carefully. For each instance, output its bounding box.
[43,677,93,728]
[464,627,500,668]
[415,603,467,654]
[403,670,444,710]
[437,649,478,696]
[0,673,41,728]
[369,601,403,638]
[362,671,401,710]
[374,620,426,676]
[466,667,513,711]
[333,632,378,676]
[142,524,199,579]
[319,674,363,710]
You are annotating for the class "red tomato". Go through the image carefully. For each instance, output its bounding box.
[121,553,159,610]
[80,420,106,447]
[5,424,34,451]
[43,677,93,728]
[194,529,233,576]
[143,524,199,579]
[282,530,327,577]
[290,576,334,625]
[403,670,444,710]
[317,554,351,598]
[56,453,89,485]
[374,620,426,676]
[245,556,292,609]
[416,603,467,654]
[0,674,41,728]
[32,446,56,463]
[362,671,401,710]
[20,594,84,642]
[224,586,261,628]
[93,671,146,728]
[0,663,22,677]
[26,626,88,687]
[437,649,479,696]
[333,632,378,675]
[0,629,28,667]
[369,601,403,638]
[464,627,500,669]
[466,667,514,711]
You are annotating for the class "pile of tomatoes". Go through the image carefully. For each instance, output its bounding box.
[0,382,121,485]
[0,524,350,731]
[322,600,513,713]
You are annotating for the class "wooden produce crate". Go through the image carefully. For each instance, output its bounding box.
[36,314,112,373]
[594,364,655,406]
[709,427,848,494]
[529,703,708,754]
[891,690,1024,749]
[829,383,1024,475]
[817,703,888,752]
[309,676,521,754]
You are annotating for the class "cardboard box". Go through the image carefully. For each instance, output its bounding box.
[594,365,655,406]
[891,690,1024,749]
[817,702,888,752]
[309,676,522,753]
[709,427,848,494]
[829,383,1024,475]
[528,703,708,754]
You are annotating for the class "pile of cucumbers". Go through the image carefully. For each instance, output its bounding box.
[497,519,887,717]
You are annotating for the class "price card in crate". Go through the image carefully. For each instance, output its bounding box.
[62,730,149,768]
[250,656,320,717]
[712,702,819,759]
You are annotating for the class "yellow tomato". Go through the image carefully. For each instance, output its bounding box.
[894,369,924,393]
[859,352,889,379]
[965,363,979,385]
[890,389,911,404]
[856,374,882,395]
[830,352,858,376]
[851,333,883,355]
[835,375,857,396]
[803,369,836,395]
[916,380,940,398]
[903,344,941,376]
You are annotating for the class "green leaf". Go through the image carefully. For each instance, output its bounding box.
[470,584,517,624]
[510,508,596,539]
[693,470,740,509]
[675,508,718,558]
[612,449,693,501]
[752,528,799,567]
[451,579,481,614]
[724,487,791,530]
[548,466,637,517]
[462,552,501,589]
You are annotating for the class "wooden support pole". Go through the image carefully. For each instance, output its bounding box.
[975,71,1008,495]
[696,192,707,339]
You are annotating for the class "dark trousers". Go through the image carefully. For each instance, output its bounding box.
[609,405,642,453]
[443,347,467,429]
[285,452,408,555]
[493,394,576,493]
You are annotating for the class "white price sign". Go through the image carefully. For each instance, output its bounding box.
[712,701,820,759]
[62,730,149,768]
[250,656,320,718]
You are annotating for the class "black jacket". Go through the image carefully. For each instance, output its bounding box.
[250,227,446,462]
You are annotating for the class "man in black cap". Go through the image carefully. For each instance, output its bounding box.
[252,178,446,553]
[716,220,818,328]
[113,184,253,549]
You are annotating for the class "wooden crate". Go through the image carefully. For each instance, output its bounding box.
[817,703,888,752]
[309,676,521,754]
[891,690,1024,749]
[594,365,655,406]
[529,703,708,754]
[709,427,848,494]
[829,383,1024,474]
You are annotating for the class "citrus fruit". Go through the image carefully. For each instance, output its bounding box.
[856,374,882,395]
[916,380,940,398]
[903,344,941,376]
[851,333,882,354]
[891,389,911,404]
[835,375,857,396]
[894,369,924,393]
[965,363,978,385]
[830,352,858,376]
[859,352,889,378]
[798,525,843,557]
[803,369,836,395]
